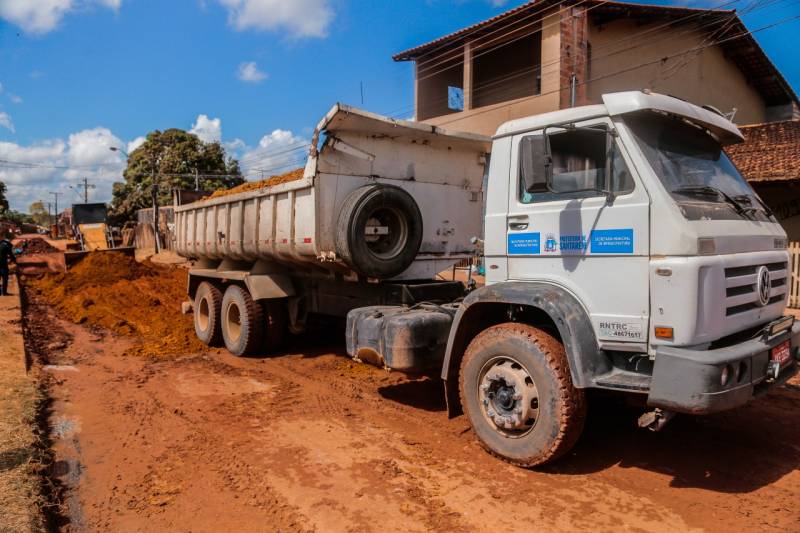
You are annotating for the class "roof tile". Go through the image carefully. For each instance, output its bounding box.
[726,120,800,182]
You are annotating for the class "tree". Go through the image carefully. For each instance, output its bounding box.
[0,210,32,226]
[110,129,243,222]
[0,181,8,214]
[28,201,51,227]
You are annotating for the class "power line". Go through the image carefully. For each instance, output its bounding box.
[386,0,791,119]
[432,12,800,127]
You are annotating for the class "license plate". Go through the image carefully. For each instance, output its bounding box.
[770,340,792,366]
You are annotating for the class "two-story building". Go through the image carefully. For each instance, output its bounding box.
[394,0,798,136]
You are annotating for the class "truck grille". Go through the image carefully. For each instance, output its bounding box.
[724,261,788,316]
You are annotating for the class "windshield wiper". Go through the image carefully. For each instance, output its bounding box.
[672,185,751,218]
[734,193,774,219]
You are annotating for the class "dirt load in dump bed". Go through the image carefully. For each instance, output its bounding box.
[207,168,304,200]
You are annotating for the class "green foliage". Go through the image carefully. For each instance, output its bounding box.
[110,129,243,222]
[0,210,32,226]
[28,201,51,227]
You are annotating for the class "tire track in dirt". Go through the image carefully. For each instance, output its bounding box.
[24,289,800,532]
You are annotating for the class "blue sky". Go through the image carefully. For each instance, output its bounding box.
[0,0,797,211]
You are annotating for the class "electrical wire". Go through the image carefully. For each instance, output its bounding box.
[386,0,794,119]
[431,12,800,127]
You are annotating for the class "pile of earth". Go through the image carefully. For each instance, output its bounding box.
[28,252,205,359]
[13,237,59,255]
[208,168,304,200]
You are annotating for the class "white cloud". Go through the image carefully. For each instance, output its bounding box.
[0,82,4,94]
[488,0,509,6]
[0,112,15,133]
[217,0,333,38]
[236,61,267,83]
[9,94,22,104]
[235,129,308,177]
[0,115,310,211]
[190,114,222,143]
[127,136,145,154]
[0,127,128,211]
[0,0,122,35]
[65,127,122,170]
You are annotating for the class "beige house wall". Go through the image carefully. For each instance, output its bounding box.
[425,9,562,136]
[586,18,767,125]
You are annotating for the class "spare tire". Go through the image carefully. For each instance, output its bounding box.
[335,184,423,278]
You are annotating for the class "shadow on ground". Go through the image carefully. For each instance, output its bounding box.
[545,386,800,493]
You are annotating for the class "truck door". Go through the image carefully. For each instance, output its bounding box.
[506,119,651,348]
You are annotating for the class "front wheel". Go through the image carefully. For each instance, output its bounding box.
[459,323,586,467]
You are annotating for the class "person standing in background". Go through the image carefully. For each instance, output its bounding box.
[0,232,16,296]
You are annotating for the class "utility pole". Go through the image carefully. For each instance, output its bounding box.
[151,155,161,254]
[194,168,200,191]
[80,177,95,203]
[49,191,62,235]
[46,202,52,227]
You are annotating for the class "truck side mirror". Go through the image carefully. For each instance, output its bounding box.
[520,136,550,193]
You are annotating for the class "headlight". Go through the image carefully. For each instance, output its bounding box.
[697,237,716,255]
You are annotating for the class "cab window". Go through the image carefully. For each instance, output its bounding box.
[519,128,634,204]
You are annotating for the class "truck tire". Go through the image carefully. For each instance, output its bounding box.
[459,323,586,467]
[194,282,223,346]
[221,285,264,356]
[261,299,288,353]
[336,184,423,279]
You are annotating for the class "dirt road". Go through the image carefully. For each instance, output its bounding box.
[21,292,800,532]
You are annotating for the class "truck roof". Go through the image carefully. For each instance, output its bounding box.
[494,91,744,145]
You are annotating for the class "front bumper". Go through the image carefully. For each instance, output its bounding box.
[648,320,800,414]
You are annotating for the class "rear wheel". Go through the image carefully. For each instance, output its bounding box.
[459,323,586,467]
[221,285,264,356]
[194,282,222,346]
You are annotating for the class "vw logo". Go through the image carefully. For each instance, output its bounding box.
[756,266,771,307]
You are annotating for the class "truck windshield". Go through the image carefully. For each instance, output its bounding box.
[625,111,773,222]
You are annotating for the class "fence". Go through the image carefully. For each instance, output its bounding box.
[135,206,176,252]
[789,242,800,308]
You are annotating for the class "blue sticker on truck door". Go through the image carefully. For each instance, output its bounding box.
[590,229,634,254]
[508,232,540,254]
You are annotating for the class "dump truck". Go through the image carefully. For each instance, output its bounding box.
[176,91,800,467]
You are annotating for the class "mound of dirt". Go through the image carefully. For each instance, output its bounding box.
[29,252,205,359]
[14,237,59,255]
[207,168,304,200]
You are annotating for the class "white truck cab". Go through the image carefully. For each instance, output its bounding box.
[434,91,799,465]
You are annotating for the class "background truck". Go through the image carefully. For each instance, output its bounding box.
[72,202,116,251]
[176,91,800,467]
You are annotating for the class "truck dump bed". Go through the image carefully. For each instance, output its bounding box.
[174,105,491,280]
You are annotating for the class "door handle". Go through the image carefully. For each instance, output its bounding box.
[508,215,529,231]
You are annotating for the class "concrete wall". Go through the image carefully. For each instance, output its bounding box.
[417,50,465,122]
[586,18,767,125]
[425,9,562,136]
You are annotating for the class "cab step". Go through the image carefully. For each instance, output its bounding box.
[594,370,652,392]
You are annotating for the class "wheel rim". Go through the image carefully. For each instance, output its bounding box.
[198,297,210,332]
[226,301,242,343]
[478,356,539,437]
[363,206,408,260]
